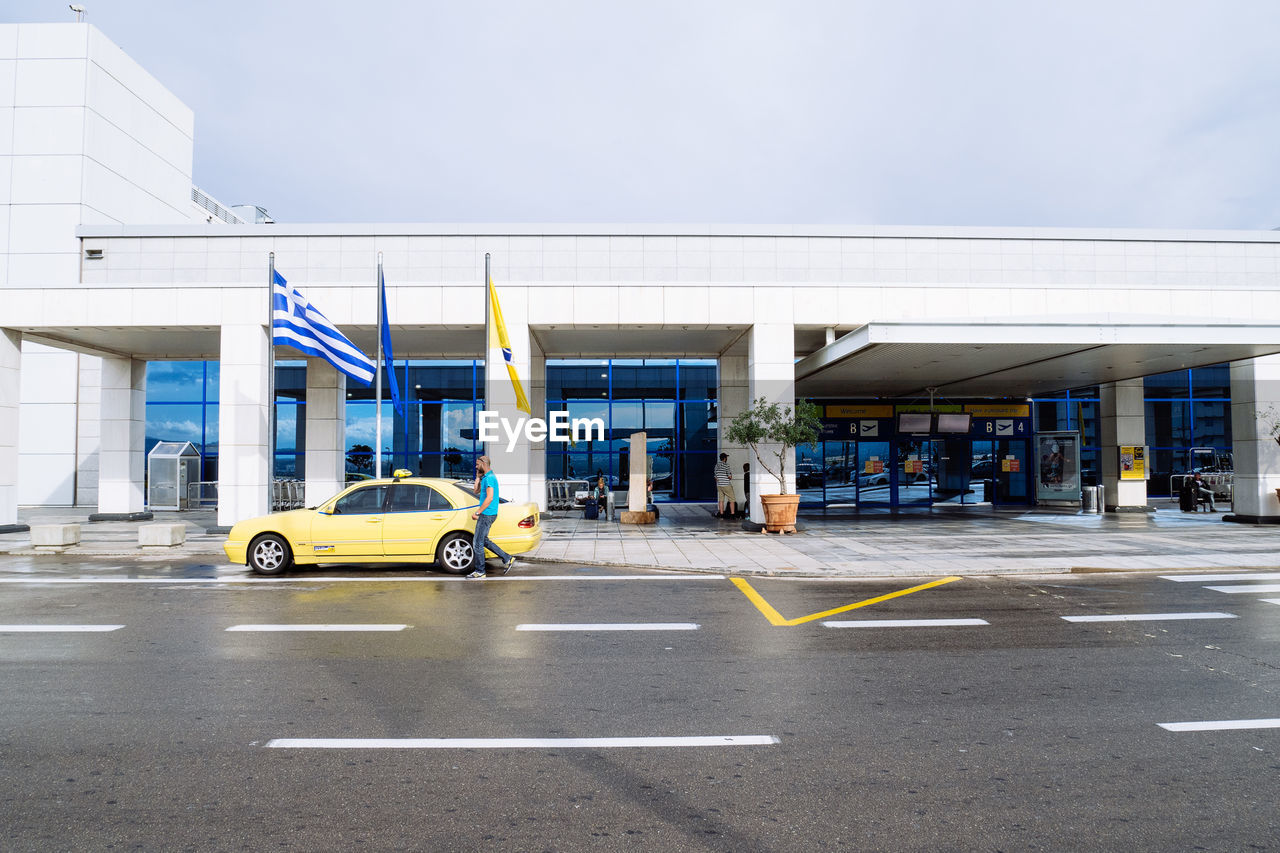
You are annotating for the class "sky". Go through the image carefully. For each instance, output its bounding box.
[6,0,1280,229]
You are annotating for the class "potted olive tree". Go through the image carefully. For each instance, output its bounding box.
[724,397,822,533]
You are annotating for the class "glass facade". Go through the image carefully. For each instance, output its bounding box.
[544,359,717,501]
[1030,386,1101,488]
[344,360,485,480]
[1028,365,1234,497]
[145,360,487,483]
[1142,365,1232,496]
[144,362,220,482]
[144,358,1232,505]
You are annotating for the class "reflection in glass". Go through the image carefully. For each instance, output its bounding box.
[274,403,304,452]
[678,453,716,501]
[678,361,717,401]
[407,362,477,400]
[548,452,615,484]
[344,401,395,475]
[1145,369,1190,399]
[273,454,304,479]
[146,362,205,402]
[1145,401,1191,448]
[1190,364,1229,399]
[612,362,677,399]
[680,402,717,452]
[146,404,204,447]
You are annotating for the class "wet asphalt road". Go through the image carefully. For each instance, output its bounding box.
[1,557,1277,852]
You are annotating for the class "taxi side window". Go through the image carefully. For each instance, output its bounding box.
[387,484,451,513]
[333,485,388,515]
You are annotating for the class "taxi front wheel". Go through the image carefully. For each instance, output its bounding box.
[436,532,475,574]
[248,533,292,576]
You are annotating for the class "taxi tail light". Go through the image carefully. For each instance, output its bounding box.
[518,515,536,529]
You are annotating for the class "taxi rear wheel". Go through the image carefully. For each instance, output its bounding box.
[248,533,292,576]
[436,532,475,574]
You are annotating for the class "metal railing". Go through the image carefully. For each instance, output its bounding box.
[546,479,590,511]
[186,481,219,507]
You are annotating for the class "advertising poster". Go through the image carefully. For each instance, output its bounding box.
[1035,432,1081,501]
[1119,445,1146,480]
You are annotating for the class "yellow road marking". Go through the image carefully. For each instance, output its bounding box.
[731,576,963,626]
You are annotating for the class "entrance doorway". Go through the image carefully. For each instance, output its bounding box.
[802,437,1034,509]
[969,439,1032,505]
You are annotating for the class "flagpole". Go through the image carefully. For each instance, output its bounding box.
[267,252,276,513]
[483,252,490,458]
[375,252,384,479]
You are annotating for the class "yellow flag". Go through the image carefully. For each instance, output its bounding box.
[487,277,532,415]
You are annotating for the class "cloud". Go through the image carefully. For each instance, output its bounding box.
[7,0,1280,227]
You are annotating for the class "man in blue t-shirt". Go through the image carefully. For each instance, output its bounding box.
[467,455,515,578]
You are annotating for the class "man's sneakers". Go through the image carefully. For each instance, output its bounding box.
[467,558,514,578]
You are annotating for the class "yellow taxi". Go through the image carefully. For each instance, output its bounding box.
[223,472,541,576]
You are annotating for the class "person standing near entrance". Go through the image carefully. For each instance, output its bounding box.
[741,461,750,519]
[467,456,515,578]
[714,452,736,519]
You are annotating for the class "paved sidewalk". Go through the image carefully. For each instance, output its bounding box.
[532,503,1280,576]
[1,501,1277,577]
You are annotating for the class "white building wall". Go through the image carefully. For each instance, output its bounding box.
[2,22,197,507]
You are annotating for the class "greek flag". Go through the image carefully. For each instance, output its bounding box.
[272,270,375,386]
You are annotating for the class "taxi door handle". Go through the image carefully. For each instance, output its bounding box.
[366,518,382,523]
[429,514,447,520]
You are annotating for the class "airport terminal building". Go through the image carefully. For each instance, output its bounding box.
[5,22,1280,530]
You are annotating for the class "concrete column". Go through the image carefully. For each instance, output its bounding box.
[483,285,536,506]
[304,357,346,508]
[218,324,271,526]
[717,352,750,516]
[98,356,147,516]
[1227,355,1280,523]
[76,355,102,507]
[0,330,21,528]
[1099,378,1149,512]
[746,294,796,523]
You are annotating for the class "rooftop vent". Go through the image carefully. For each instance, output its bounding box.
[231,204,275,225]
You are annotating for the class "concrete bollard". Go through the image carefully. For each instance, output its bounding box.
[31,524,81,548]
[138,523,186,547]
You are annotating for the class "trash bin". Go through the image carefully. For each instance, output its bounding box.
[1081,486,1097,513]
[1093,485,1104,513]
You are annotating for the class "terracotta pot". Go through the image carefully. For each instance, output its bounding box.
[1274,488,1280,501]
[759,494,800,534]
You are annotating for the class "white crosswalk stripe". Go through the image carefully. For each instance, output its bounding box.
[1159,718,1280,732]
[1204,583,1280,594]
[226,624,408,632]
[517,623,699,631]
[0,625,124,632]
[1160,572,1280,583]
[266,735,779,749]
[1061,612,1236,623]
[822,618,989,628]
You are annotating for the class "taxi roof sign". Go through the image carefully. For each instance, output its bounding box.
[392,469,413,480]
